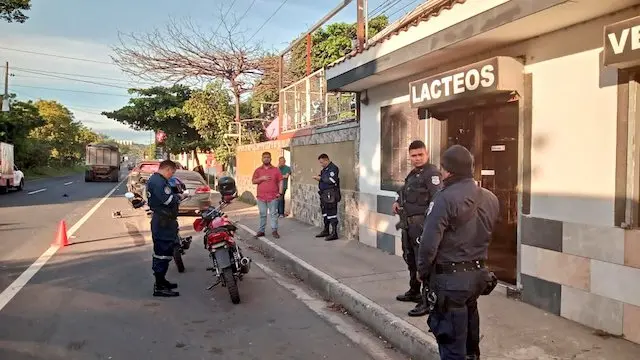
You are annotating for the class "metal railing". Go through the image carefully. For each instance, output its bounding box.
[280,69,357,132]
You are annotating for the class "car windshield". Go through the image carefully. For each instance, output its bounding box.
[139,164,159,173]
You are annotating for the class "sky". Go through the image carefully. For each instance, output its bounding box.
[0,0,417,144]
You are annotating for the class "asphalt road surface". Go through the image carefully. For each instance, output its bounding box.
[0,173,405,360]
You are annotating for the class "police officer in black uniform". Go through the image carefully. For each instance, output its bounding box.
[418,145,500,360]
[393,140,442,317]
[314,153,341,241]
[146,160,188,297]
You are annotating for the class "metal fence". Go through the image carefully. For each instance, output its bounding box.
[280,69,357,132]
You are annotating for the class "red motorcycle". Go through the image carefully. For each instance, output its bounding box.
[193,177,250,304]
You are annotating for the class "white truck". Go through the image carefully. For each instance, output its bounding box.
[0,142,25,193]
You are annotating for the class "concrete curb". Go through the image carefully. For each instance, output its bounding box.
[233,221,440,360]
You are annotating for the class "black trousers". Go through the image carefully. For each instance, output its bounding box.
[320,200,338,226]
[428,271,485,359]
[401,222,425,293]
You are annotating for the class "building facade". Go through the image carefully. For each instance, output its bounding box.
[325,0,640,345]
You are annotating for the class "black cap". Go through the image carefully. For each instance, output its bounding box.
[441,145,473,177]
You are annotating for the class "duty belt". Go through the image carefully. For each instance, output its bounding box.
[435,260,485,274]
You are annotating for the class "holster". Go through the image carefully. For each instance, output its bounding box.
[320,187,341,204]
[395,210,408,231]
[481,271,499,296]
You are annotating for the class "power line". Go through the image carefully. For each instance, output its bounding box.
[11,70,131,89]
[385,0,419,20]
[230,0,257,32]
[0,46,113,65]
[247,0,289,42]
[11,65,155,85]
[370,0,403,18]
[213,0,238,34]
[11,84,131,97]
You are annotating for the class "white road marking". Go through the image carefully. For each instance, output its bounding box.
[253,260,400,360]
[0,178,125,312]
[63,181,73,186]
[27,188,46,195]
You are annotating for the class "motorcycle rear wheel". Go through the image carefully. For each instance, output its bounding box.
[222,267,240,304]
[173,247,185,273]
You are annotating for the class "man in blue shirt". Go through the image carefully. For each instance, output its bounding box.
[278,156,291,217]
[146,160,188,297]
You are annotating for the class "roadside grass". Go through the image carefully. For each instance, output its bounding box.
[23,165,86,180]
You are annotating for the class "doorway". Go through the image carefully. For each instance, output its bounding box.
[440,102,519,285]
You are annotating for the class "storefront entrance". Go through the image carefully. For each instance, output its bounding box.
[440,101,519,285]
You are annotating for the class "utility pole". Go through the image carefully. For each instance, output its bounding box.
[2,62,9,112]
[356,0,366,51]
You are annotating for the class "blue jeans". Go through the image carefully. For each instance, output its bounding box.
[257,199,279,233]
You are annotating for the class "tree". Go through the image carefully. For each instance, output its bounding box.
[101,85,208,158]
[1,0,31,23]
[31,100,86,165]
[0,95,47,168]
[111,18,272,125]
[183,80,233,146]
[287,15,389,81]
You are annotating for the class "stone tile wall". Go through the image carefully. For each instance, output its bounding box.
[521,215,640,344]
[289,121,360,240]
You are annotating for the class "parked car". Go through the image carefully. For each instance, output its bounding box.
[127,160,161,196]
[173,170,213,214]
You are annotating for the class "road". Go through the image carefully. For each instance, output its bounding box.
[0,173,405,359]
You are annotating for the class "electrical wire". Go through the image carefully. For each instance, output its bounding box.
[11,65,155,85]
[385,0,419,20]
[213,0,238,34]
[11,84,131,97]
[11,70,131,89]
[229,0,258,32]
[0,46,113,65]
[247,0,289,43]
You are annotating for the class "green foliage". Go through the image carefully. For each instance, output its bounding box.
[102,85,209,154]
[0,94,102,170]
[183,81,233,146]
[0,0,30,23]
[287,15,389,80]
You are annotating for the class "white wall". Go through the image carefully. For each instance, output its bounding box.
[358,8,628,227]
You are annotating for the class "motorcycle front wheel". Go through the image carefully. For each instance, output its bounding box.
[222,267,240,304]
[173,247,185,273]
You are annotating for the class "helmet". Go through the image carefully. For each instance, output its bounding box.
[168,176,186,193]
[217,176,237,197]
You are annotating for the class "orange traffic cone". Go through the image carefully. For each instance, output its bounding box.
[53,220,69,247]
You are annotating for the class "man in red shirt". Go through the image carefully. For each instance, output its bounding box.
[252,152,284,238]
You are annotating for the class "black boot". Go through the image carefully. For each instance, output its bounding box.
[153,273,179,297]
[408,297,430,317]
[315,223,330,238]
[396,289,421,302]
[325,223,338,241]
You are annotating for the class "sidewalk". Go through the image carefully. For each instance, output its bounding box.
[225,200,640,360]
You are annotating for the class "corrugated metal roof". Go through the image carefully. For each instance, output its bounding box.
[326,0,467,69]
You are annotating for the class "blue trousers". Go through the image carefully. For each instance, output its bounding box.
[427,270,486,360]
[278,188,287,215]
[151,216,178,274]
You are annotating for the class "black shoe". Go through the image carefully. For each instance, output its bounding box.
[408,301,430,317]
[153,284,180,297]
[325,225,339,241]
[315,226,329,238]
[163,279,178,289]
[396,290,421,302]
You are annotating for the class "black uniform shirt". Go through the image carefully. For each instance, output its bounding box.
[417,177,499,279]
[399,163,442,217]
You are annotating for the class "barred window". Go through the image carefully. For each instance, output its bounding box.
[380,103,425,192]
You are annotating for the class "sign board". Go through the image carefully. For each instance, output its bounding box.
[603,15,640,68]
[409,56,523,109]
